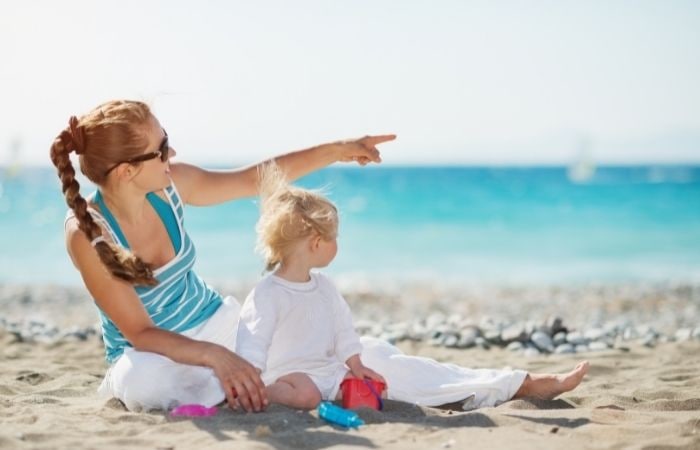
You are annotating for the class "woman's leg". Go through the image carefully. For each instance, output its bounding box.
[101,348,224,411]
[512,361,590,399]
[359,336,588,409]
[266,372,322,409]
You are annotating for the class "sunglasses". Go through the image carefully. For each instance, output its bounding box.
[104,130,170,176]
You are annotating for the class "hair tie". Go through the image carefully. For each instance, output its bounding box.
[91,236,106,247]
[68,116,86,155]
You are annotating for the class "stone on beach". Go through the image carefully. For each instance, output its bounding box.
[554,343,576,354]
[530,331,554,353]
[566,331,588,345]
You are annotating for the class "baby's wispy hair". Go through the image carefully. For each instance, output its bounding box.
[256,162,338,272]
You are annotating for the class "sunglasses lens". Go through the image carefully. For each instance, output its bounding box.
[160,139,169,162]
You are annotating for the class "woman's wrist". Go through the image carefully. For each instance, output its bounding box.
[197,341,224,367]
[316,142,343,164]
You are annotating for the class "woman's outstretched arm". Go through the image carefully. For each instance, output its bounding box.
[171,134,396,206]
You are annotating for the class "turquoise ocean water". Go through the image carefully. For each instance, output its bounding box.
[1,165,699,286]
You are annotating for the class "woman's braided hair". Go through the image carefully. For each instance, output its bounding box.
[49,100,159,286]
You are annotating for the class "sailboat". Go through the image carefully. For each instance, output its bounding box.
[567,137,596,183]
[2,136,23,179]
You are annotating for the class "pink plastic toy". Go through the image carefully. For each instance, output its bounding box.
[170,404,218,417]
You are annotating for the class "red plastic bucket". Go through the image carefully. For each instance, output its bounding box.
[340,378,386,410]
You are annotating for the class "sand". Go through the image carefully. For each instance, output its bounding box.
[2,326,699,450]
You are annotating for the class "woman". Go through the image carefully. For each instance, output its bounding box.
[50,99,395,412]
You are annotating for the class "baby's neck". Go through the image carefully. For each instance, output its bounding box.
[274,262,312,283]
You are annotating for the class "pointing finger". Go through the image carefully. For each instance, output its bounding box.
[362,134,396,145]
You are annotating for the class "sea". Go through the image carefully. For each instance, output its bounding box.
[1,165,699,286]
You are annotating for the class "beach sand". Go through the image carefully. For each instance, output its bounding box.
[1,326,699,449]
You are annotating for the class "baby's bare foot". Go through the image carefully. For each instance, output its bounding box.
[517,361,589,400]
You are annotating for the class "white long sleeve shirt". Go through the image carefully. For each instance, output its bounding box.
[235,272,363,386]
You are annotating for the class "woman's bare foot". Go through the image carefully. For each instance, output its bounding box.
[514,361,590,400]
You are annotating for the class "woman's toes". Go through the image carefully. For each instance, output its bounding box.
[559,362,589,391]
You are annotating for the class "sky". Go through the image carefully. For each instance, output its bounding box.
[1,0,699,166]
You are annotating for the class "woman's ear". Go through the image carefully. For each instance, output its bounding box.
[118,164,140,182]
[113,163,130,181]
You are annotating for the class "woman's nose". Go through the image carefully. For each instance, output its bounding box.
[168,147,177,159]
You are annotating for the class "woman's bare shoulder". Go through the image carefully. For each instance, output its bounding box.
[64,217,93,263]
[64,213,114,264]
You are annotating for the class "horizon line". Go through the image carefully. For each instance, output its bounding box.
[3,161,700,170]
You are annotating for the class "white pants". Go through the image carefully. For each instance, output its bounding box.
[98,297,526,411]
[359,336,527,409]
[97,296,241,412]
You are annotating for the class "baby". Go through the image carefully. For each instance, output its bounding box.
[237,163,590,410]
[235,164,384,409]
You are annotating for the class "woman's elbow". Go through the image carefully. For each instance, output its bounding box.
[126,326,161,352]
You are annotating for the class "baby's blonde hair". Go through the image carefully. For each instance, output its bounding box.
[256,163,338,271]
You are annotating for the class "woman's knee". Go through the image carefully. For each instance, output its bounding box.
[110,350,217,411]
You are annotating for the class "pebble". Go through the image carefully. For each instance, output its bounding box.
[457,335,476,349]
[530,331,554,353]
[443,334,459,348]
[426,313,446,330]
[407,323,427,341]
[642,335,656,348]
[458,327,479,348]
[523,346,541,357]
[506,341,524,352]
[584,328,606,341]
[483,330,502,345]
[554,343,575,354]
[474,336,490,350]
[501,325,527,343]
[553,331,568,346]
[566,331,588,346]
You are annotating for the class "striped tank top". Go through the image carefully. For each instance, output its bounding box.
[65,181,222,363]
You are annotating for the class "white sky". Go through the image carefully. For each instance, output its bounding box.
[1,0,699,166]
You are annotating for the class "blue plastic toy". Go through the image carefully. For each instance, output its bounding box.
[318,402,365,428]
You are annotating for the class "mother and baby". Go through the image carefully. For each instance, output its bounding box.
[50,100,588,413]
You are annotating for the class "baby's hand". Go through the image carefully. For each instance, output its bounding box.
[352,365,385,384]
[346,354,385,383]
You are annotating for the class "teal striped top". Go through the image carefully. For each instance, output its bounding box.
[69,181,222,363]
